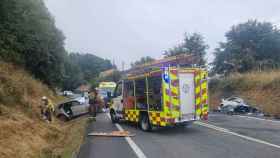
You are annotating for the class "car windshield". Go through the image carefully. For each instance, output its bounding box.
[99,91,108,97]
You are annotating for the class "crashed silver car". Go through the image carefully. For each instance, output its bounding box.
[219,97,262,115]
[220,97,248,107]
[55,99,89,121]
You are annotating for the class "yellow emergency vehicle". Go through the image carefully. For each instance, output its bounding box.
[109,55,208,131]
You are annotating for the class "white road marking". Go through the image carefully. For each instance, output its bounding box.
[195,121,280,149]
[106,113,147,158]
[234,115,280,124]
[209,114,280,124]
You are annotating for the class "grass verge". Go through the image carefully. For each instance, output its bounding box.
[40,117,88,158]
[0,62,88,158]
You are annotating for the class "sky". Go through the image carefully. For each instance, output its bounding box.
[44,0,280,69]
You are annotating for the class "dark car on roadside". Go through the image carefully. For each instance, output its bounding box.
[220,104,262,115]
[234,105,250,114]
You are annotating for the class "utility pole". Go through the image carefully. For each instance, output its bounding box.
[122,61,125,72]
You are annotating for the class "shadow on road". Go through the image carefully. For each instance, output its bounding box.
[119,121,199,136]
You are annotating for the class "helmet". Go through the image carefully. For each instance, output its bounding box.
[42,96,47,100]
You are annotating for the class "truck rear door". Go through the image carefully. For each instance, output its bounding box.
[178,72,196,121]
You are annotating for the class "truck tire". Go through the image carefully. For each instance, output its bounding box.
[110,110,119,123]
[140,113,152,131]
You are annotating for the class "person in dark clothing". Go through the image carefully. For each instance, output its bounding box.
[89,90,97,117]
[89,89,104,117]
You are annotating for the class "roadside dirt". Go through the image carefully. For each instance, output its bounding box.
[0,62,87,158]
[0,106,88,158]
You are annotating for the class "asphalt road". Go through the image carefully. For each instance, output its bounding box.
[78,113,280,158]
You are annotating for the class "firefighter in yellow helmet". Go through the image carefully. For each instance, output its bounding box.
[41,96,55,123]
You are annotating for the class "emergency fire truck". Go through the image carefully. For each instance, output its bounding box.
[109,54,208,131]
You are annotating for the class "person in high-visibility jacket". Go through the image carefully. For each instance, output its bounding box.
[41,96,55,123]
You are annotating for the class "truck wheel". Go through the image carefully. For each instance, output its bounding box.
[110,110,119,123]
[140,113,151,131]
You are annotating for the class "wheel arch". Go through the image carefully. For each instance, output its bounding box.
[139,111,149,119]
[57,114,69,121]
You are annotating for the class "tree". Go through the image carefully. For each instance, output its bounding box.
[212,20,280,75]
[61,53,114,90]
[97,69,122,84]
[131,56,155,67]
[69,53,113,82]
[164,32,209,66]
[0,0,67,87]
[0,0,115,90]
[62,56,85,90]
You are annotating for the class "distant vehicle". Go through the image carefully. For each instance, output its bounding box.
[63,91,74,96]
[55,100,89,121]
[220,97,248,108]
[98,82,116,98]
[98,82,116,108]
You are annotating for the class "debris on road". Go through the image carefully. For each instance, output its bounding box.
[88,131,135,137]
[88,117,96,121]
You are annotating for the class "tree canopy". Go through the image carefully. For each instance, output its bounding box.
[164,32,209,66]
[131,56,155,67]
[0,0,114,90]
[0,0,66,87]
[212,20,280,75]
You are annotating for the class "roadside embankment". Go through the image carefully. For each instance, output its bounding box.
[0,62,87,158]
[209,71,280,118]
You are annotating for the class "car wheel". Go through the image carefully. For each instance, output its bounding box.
[58,115,68,122]
[110,110,119,123]
[140,113,151,132]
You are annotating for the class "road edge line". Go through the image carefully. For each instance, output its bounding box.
[106,113,147,158]
[195,121,280,149]
[235,115,280,123]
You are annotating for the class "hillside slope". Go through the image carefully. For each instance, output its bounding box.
[0,62,87,158]
[209,71,280,117]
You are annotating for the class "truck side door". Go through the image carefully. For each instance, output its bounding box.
[112,81,123,113]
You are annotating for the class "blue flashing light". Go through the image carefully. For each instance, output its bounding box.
[163,69,170,83]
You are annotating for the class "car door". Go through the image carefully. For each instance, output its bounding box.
[71,101,83,116]
[112,81,123,113]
